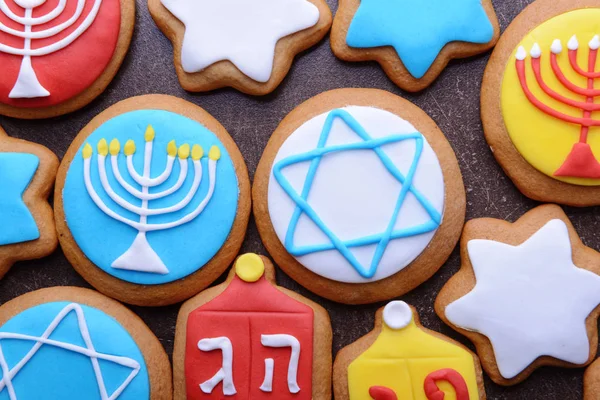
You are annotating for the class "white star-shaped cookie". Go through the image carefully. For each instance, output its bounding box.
[446,219,600,380]
[161,0,320,82]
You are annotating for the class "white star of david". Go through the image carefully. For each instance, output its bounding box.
[0,303,141,400]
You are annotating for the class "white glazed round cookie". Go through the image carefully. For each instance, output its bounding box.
[254,88,466,304]
[267,106,445,283]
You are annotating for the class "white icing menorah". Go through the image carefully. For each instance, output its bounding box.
[0,0,102,98]
[82,125,221,274]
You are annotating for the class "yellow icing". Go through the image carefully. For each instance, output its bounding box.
[167,140,177,157]
[97,139,108,156]
[347,313,479,400]
[178,144,190,159]
[192,144,204,160]
[501,9,600,186]
[109,139,120,156]
[144,125,155,142]
[209,145,221,161]
[82,143,93,159]
[235,253,264,282]
[124,140,136,156]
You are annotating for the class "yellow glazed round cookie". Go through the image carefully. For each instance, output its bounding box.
[482,0,600,206]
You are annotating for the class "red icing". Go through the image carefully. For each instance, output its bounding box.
[185,275,314,399]
[423,369,469,400]
[515,47,600,178]
[0,0,121,108]
[368,386,398,400]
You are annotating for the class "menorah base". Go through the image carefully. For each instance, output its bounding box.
[554,142,600,179]
[9,56,50,99]
[111,232,169,274]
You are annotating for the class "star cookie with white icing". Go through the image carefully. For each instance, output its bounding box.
[149,0,332,95]
[435,204,600,385]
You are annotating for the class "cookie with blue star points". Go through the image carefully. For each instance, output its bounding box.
[253,88,466,304]
[0,127,58,279]
[148,0,332,95]
[330,0,499,92]
[435,204,600,385]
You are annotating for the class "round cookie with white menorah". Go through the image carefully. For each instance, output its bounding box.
[482,0,600,206]
[253,88,466,304]
[55,95,251,306]
[0,0,134,118]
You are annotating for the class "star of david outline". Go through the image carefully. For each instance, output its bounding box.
[0,303,141,400]
[272,109,442,279]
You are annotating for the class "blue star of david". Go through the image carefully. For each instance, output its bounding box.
[272,109,442,279]
[0,153,40,246]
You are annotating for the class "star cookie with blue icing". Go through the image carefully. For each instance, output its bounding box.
[331,0,500,92]
[0,127,58,279]
[0,286,173,399]
[148,0,332,95]
[253,88,466,304]
[436,204,600,385]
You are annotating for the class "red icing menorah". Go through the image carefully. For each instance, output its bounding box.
[515,34,600,179]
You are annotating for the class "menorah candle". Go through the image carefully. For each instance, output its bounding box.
[330,0,499,92]
[55,95,251,307]
[333,301,484,400]
[0,0,134,118]
[0,125,58,280]
[481,0,600,206]
[0,287,173,399]
[435,204,600,386]
[252,88,466,304]
[147,0,332,95]
[172,253,333,400]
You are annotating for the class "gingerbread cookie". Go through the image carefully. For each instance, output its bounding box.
[435,204,600,385]
[148,0,332,95]
[584,358,600,399]
[0,127,58,279]
[0,0,134,119]
[330,0,499,92]
[0,286,172,399]
[480,0,600,206]
[55,94,251,306]
[253,88,465,304]
[334,301,485,400]
[173,253,332,399]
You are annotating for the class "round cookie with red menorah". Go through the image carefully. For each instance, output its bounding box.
[0,0,134,118]
[482,0,600,206]
[173,253,332,400]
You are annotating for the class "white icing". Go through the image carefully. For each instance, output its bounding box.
[267,106,445,283]
[159,0,320,82]
[382,301,412,330]
[515,46,527,61]
[445,219,600,379]
[590,35,600,50]
[568,35,579,51]
[198,337,236,396]
[0,0,103,98]
[261,334,301,393]
[0,303,141,400]
[259,358,274,392]
[551,39,563,55]
[530,43,541,59]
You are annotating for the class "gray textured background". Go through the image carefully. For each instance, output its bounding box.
[0,0,596,398]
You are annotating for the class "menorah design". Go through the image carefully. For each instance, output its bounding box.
[0,0,102,98]
[515,34,600,178]
[82,125,221,274]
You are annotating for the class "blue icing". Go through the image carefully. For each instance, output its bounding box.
[0,302,149,400]
[345,0,495,78]
[272,109,441,279]
[62,110,239,285]
[0,153,40,246]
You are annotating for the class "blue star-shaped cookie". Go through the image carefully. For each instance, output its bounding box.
[0,153,40,246]
[346,0,495,78]
[272,109,441,279]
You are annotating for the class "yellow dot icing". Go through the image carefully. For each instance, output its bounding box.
[347,305,479,400]
[234,253,265,283]
[144,125,155,142]
[97,139,108,156]
[501,8,600,186]
[167,140,177,157]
